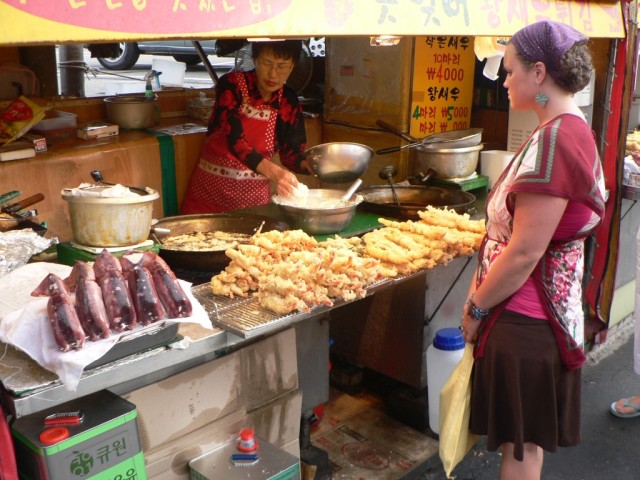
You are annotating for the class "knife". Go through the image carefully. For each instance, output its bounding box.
[1,193,45,214]
[0,190,20,206]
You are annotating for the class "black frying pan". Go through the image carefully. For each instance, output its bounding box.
[152,213,289,272]
[358,185,476,221]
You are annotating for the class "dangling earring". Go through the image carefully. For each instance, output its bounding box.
[535,90,549,107]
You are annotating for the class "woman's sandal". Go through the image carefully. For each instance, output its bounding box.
[610,398,640,418]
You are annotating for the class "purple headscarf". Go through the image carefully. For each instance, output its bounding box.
[510,20,588,78]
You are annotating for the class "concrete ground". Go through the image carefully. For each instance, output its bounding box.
[404,317,640,480]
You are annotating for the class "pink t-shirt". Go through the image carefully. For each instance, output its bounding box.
[506,200,592,318]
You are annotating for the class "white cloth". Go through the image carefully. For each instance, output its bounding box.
[0,263,212,391]
[61,183,140,198]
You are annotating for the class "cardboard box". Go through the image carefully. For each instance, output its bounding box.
[21,132,47,152]
[77,122,119,140]
[0,141,35,161]
[143,389,302,479]
[122,327,298,453]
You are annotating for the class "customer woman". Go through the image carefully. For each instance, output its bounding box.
[181,40,309,213]
[460,21,606,479]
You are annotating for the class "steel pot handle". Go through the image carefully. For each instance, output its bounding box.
[376,119,417,143]
[376,145,402,155]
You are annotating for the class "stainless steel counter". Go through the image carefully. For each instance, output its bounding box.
[0,271,415,419]
[0,323,229,418]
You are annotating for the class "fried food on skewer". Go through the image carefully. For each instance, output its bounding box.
[417,205,486,234]
[210,207,486,314]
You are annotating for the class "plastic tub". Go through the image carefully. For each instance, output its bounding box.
[30,110,77,144]
[105,81,145,95]
[62,186,160,247]
[151,58,186,87]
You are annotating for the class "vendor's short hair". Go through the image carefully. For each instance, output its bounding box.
[252,40,302,64]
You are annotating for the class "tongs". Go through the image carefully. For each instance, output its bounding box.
[376,133,472,155]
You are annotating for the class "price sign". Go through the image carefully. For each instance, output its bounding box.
[410,36,477,138]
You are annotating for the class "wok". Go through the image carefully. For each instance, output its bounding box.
[358,185,476,220]
[152,213,289,272]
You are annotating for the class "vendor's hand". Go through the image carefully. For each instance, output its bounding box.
[256,160,299,197]
[299,159,313,175]
[461,310,481,344]
[275,171,300,198]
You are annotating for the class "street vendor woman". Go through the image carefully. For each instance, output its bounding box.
[181,40,310,214]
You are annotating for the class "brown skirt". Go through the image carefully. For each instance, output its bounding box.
[469,310,581,461]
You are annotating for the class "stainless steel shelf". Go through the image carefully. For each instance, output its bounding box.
[1,326,228,418]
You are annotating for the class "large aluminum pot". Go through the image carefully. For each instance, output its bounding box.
[272,189,362,235]
[412,144,483,179]
[104,94,157,129]
[62,187,159,247]
[153,213,289,272]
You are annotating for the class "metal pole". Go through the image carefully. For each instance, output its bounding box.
[58,44,85,97]
[192,41,219,84]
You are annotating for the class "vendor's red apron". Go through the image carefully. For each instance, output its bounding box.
[181,75,280,213]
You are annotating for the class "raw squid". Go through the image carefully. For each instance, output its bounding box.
[121,256,165,325]
[93,248,123,279]
[138,251,192,318]
[66,261,110,341]
[94,249,137,332]
[32,273,86,352]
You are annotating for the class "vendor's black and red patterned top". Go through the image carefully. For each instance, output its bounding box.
[181,69,307,214]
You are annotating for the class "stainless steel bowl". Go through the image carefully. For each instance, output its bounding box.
[304,142,373,183]
[104,94,157,129]
[272,189,363,235]
[412,144,483,179]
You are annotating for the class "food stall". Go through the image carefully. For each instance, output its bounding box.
[0,1,636,479]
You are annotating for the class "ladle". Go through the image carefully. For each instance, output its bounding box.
[334,178,363,207]
[91,170,150,196]
[379,166,401,206]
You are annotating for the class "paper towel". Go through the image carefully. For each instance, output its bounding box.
[474,37,506,81]
[480,150,513,189]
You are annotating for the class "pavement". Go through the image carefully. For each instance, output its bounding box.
[403,315,640,480]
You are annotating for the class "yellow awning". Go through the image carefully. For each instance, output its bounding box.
[0,0,625,46]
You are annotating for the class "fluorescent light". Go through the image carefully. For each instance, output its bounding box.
[369,36,402,46]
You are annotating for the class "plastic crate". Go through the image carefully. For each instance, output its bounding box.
[31,110,77,144]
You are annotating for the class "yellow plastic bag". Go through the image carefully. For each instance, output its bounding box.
[439,343,478,478]
[0,95,46,145]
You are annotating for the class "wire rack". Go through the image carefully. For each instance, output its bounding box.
[191,276,397,339]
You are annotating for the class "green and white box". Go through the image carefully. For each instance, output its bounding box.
[11,390,146,480]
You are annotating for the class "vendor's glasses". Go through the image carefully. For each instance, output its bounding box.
[256,58,293,75]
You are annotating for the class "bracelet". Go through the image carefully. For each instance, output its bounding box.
[466,291,491,322]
